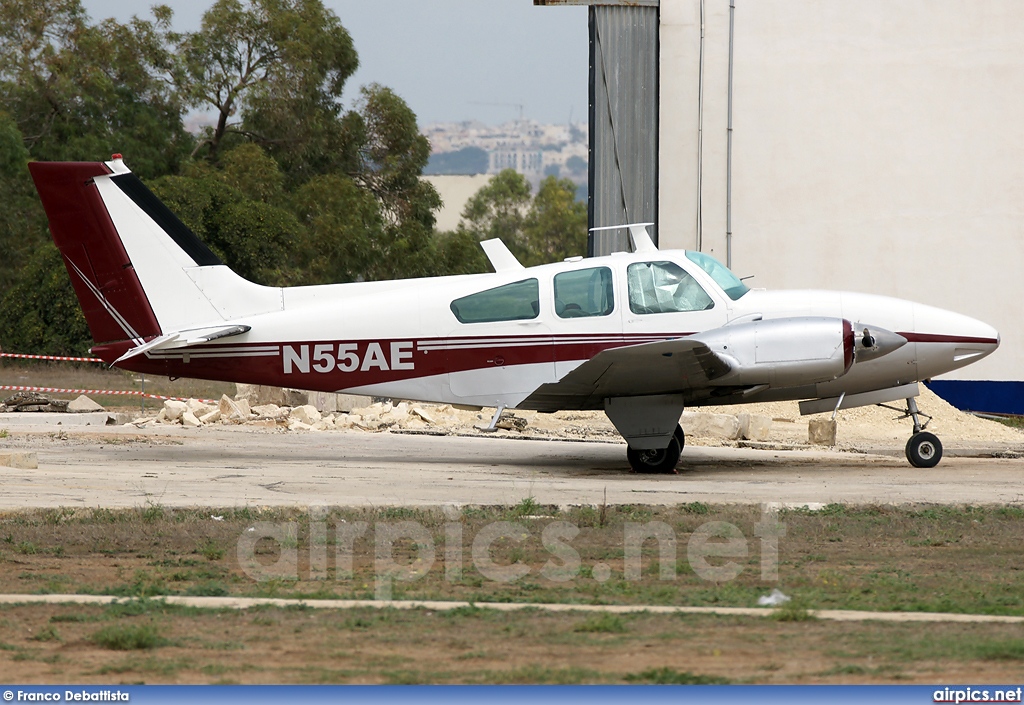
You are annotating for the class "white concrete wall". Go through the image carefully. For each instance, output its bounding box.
[424,174,493,231]
[659,0,1024,381]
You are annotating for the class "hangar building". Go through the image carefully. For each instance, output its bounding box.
[539,0,1024,414]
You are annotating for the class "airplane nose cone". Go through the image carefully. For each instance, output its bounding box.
[853,324,907,363]
[911,304,1000,376]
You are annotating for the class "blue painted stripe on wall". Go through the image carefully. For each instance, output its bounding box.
[926,380,1024,416]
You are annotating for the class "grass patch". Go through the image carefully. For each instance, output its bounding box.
[769,601,817,622]
[198,540,225,562]
[30,625,61,642]
[993,416,1024,429]
[976,640,1024,661]
[91,623,169,650]
[625,666,731,684]
[574,613,627,633]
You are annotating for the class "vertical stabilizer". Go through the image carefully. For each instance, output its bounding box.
[28,161,162,345]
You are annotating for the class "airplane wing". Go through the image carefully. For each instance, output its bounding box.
[523,316,863,412]
[523,337,734,411]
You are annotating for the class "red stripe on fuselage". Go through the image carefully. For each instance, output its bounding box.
[897,333,999,345]
[92,333,695,394]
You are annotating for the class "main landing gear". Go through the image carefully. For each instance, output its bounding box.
[880,396,942,468]
[603,394,687,474]
[627,425,685,474]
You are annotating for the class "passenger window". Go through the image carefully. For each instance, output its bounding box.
[450,279,540,323]
[554,267,614,318]
[627,261,714,314]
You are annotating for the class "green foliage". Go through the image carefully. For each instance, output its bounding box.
[31,625,61,642]
[624,667,731,685]
[175,0,360,174]
[0,0,192,177]
[0,243,91,355]
[455,170,587,268]
[0,0,495,353]
[91,623,168,651]
[573,613,627,634]
[458,169,531,256]
[521,175,588,266]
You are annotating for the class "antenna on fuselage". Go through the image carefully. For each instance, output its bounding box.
[589,222,657,253]
[479,238,524,272]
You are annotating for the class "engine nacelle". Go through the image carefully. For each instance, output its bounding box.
[696,317,854,388]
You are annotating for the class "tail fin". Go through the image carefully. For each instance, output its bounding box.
[29,160,163,346]
[29,156,282,350]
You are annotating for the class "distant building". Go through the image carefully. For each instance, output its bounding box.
[423,119,588,192]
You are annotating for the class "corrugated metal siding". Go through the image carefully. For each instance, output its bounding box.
[589,5,660,256]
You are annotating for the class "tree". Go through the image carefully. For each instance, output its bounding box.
[521,175,588,266]
[0,243,90,355]
[450,171,588,269]
[149,144,301,286]
[0,0,192,178]
[456,169,532,261]
[175,0,359,176]
[0,112,49,292]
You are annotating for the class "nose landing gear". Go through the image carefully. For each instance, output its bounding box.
[880,396,942,468]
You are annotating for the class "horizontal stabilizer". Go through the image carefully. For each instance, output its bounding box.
[113,324,251,364]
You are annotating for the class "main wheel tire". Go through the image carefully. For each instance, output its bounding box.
[627,434,682,474]
[906,431,942,468]
[673,423,686,452]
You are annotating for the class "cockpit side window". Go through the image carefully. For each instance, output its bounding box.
[554,267,614,318]
[627,261,714,314]
[450,279,540,323]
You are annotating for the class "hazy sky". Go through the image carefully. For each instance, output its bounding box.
[79,0,589,126]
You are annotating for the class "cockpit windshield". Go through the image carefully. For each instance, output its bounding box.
[685,251,750,301]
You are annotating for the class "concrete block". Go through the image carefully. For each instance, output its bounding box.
[290,405,321,425]
[235,384,310,408]
[411,407,436,425]
[680,412,742,440]
[163,399,188,422]
[187,400,215,417]
[218,395,250,421]
[199,409,221,424]
[67,395,104,413]
[252,403,285,419]
[20,412,108,427]
[738,413,773,441]
[181,410,202,427]
[809,418,838,446]
[0,451,37,469]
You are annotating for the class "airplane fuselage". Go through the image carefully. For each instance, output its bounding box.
[93,248,999,412]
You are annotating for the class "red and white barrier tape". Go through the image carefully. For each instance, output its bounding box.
[0,385,216,405]
[1,353,105,363]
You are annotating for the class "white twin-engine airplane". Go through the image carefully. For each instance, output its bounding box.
[30,156,1000,472]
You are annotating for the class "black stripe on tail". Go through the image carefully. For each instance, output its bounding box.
[110,174,223,267]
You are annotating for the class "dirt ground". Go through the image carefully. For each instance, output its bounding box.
[0,504,1023,683]
[3,601,1024,685]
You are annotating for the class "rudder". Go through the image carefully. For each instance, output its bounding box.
[28,161,162,346]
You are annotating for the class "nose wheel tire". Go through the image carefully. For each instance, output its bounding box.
[627,424,684,474]
[906,431,942,468]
